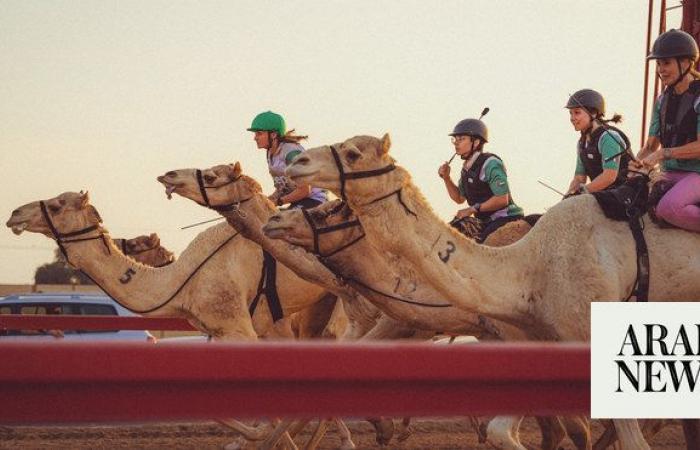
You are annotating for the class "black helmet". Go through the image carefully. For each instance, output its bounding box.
[449,118,488,142]
[565,89,605,116]
[647,29,699,61]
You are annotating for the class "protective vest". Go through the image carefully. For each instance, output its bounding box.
[577,125,632,187]
[461,152,509,221]
[658,80,700,148]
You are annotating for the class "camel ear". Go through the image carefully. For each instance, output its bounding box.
[79,191,90,208]
[232,161,242,178]
[148,233,160,247]
[86,205,103,224]
[380,133,391,155]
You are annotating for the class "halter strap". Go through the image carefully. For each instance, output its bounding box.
[301,205,366,257]
[194,169,251,212]
[39,200,107,263]
[329,145,396,201]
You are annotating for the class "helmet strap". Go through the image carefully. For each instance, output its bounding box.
[667,58,692,90]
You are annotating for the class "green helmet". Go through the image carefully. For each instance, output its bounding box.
[565,89,605,116]
[247,111,286,136]
[647,29,699,61]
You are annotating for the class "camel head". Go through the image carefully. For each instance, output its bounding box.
[6,191,103,240]
[286,134,400,202]
[115,233,175,267]
[263,200,363,256]
[157,162,262,210]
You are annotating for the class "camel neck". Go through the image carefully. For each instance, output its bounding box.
[347,170,537,329]
[63,229,234,316]
[221,194,359,301]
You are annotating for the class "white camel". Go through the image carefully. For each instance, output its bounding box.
[282,134,700,450]
[6,191,355,450]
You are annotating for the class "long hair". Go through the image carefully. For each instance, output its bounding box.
[279,128,308,144]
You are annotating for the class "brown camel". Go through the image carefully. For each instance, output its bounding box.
[113,233,175,267]
[284,134,700,450]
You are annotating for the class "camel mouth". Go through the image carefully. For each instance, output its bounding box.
[261,224,291,239]
[8,221,28,235]
[157,178,181,200]
[286,167,319,183]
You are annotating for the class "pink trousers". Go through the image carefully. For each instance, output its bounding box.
[656,170,700,232]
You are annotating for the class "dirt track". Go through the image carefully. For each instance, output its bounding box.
[0,418,686,449]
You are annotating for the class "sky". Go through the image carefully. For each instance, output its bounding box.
[0,1,681,284]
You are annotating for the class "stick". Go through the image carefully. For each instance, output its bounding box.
[180,216,226,230]
[537,180,566,197]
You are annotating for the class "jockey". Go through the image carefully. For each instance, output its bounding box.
[635,29,700,232]
[438,117,524,243]
[565,89,632,196]
[247,111,327,209]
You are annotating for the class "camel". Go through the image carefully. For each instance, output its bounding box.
[262,199,592,450]
[5,191,356,450]
[283,133,700,450]
[113,233,175,267]
[158,165,435,447]
[158,164,587,450]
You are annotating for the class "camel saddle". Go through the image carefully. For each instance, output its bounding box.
[591,176,650,301]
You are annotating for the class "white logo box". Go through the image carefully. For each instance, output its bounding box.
[591,302,700,419]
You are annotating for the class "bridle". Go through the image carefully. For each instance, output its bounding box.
[300,202,365,258]
[39,200,110,264]
[194,169,252,214]
[328,145,417,216]
[329,145,396,202]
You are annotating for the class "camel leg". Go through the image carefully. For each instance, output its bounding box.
[258,419,298,450]
[367,417,394,446]
[333,418,356,450]
[535,416,566,450]
[217,419,270,440]
[560,415,591,450]
[467,416,488,444]
[593,419,617,450]
[612,419,650,450]
[302,419,331,450]
[396,417,413,442]
[486,415,526,450]
[681,419,700,450]
[287,419,312,439]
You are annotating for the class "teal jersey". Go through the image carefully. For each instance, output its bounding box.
[458,156,523,219]
[648,96,700,173]
[575,129,624,178]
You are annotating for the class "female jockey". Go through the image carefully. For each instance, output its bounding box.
[247,111,327,209]
[565,89,632,195]
[437,117,524,243]
[635,29,700,232]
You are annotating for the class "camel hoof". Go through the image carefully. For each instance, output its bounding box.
[369,418,395,446]
[223,435,249,450]
[396,425,413,442]
[338,438,356,450]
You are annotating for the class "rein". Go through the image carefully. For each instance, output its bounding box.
[80,231,240,314]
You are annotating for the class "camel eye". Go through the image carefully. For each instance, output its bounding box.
[204,174,217,184]
[345,149,361,164]
[47,203,61,213]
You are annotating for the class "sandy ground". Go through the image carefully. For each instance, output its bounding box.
[0,417,687,449]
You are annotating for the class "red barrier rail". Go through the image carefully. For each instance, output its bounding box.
[0,341,590,423]
[0,314,196,331]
